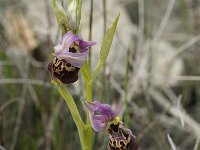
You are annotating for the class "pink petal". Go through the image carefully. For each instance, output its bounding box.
[89,114,106,132]
[79,41,96,49]
[57,51,88,68]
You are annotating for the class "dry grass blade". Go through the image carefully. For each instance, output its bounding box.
[193,137,200,150]
[170,34,200,60]
[0,145,6,150]
[153,75,200,82]
[150,88,200,138]
[167,134,177,150]
[0,79,52,87]
[153,0,176,42]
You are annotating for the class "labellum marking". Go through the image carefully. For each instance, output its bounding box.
[107,123,138,150]
[53,57,76,74]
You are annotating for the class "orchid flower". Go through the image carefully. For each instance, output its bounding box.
[84,101,138,150]
[84,101,121,132]
[48,31,96,84]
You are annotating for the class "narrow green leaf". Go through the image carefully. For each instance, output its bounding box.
[51,80,85,148]
[99,15,120,60]
[91,14,120,83]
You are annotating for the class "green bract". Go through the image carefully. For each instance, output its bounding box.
[91,14,120,84]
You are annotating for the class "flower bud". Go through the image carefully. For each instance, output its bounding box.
[67,0,81,30]
[52,0,69,33]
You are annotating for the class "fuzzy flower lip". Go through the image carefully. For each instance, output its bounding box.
[54,31,96,68]
[84,101,121,132]
[107,124,138,150]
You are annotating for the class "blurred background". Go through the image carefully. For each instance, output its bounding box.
[0,0,200,149]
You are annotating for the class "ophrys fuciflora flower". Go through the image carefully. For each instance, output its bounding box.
[84,101,138,150]
[84,101,121,132]
[48,31,96,84]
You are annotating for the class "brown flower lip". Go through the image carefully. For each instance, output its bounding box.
[48,57,80,84]
[107,123,138,150]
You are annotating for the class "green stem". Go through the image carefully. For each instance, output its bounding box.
[86,83,92,102]
[84,82,93,150]
[81,63,93,150]
[88,0,94,68]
